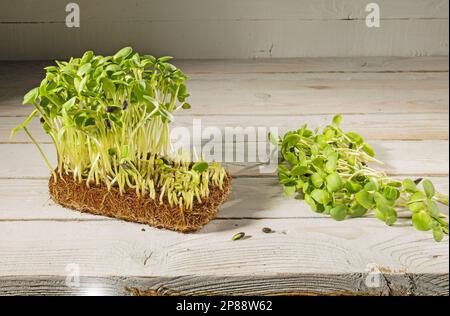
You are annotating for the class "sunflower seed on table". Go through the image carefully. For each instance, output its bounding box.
[231,232,245,241]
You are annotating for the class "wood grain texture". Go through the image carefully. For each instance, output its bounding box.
[0,219,447,289]
[1,0,448,22]
[0,177,447,221]
[0,274,448,296]
[0,218,448,278]
[3,113,449,144]
[175,57,450,74]
[183,76,449,115]
[0,0,448,59]
[0,141,447,179]
[0,19,448,59]
[0,57,448,295]
[1,58,448,117]
[1,57,448,76]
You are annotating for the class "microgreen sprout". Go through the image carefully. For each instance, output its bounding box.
[272,115,449,241]
[12,47,227,211]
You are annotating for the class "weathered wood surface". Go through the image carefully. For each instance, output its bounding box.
[1,20,448,59]
[1,72,448,117]
[1,57,448,117]
[0,141,447,178]
[0,177,447,221]
[1,57,449,77]
[0,219,447,276]
[3,113,449,143]
[0,58,448,296]
[2,0,448,22]
[0,218,448,296]
[0,0,448,59]
[1,274,448,296]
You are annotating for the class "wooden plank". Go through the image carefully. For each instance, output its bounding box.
[1,76,448,117]
[1,58,447,117]
[0,141,447,179]
[0,177,447,221]
[184,76,449,115]
[1,0,448,22]
[0,219,447,282]
[3,113,449,144]
[178,57,450,75]
[1,57,448,77]
[0,274,448,296]
[2,68,447,94]
[188,72,449,80]
[0,19,448,60]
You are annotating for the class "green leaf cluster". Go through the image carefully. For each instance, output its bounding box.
[12,48,226,210]
[274,115,449,241]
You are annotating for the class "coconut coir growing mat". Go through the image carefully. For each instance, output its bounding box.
[49,173,232,232]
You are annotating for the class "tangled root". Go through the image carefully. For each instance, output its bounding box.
[49,172,232,233]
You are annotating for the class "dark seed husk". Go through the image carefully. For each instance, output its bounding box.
[121,162,131,170]
[122,100,128,110]
[262,227,273,234]
[231,232,245,241]
[104,119,111,129]
[414,178,424,185]
[106,106,118,113]
[40,117,45,124]
[349,142,354,149]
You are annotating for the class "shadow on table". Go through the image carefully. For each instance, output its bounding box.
[197,175,284,233]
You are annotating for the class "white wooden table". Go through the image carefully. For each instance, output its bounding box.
[0,57,448,296]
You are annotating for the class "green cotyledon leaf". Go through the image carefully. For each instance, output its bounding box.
[23,87,39,105]
[330,204,347,221]
[422,179,436,199]
[355,190,375,210]
[332,115,342,127]
[326,173,343,193]
[192,162,208,173]
[403,179,419,193]
[408,191,426,213]
[362,143,375,157]
[113,47,133,62]
[413,211,433,231]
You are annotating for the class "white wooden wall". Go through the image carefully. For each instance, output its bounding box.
[0,0,449,59]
